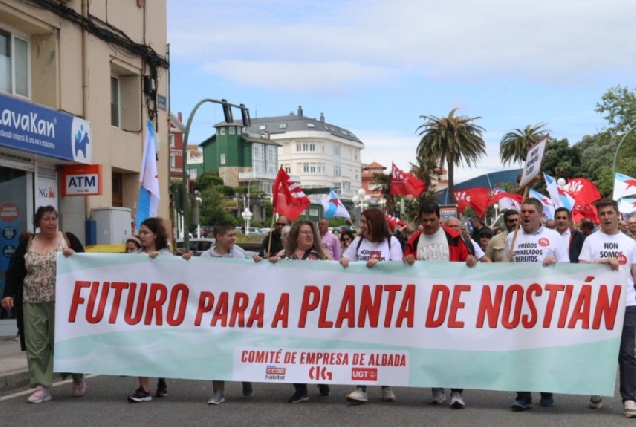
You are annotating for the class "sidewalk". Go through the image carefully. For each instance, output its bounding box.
[0,319,29,391]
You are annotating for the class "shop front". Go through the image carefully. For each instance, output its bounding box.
[0,92,91,297]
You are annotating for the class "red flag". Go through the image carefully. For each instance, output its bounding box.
[567,178,601,205]
[272,166,310,221]
[572,203,599,224]
[454,187,490,218]
[487,187,523,211]
[390,163,426,196]
[384,211,406,233]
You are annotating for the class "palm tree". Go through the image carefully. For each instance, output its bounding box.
[499,123,549,166]
[416,108,486,204]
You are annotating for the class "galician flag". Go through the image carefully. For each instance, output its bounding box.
[619,198,636,214]
[320,189,350,219]
[544,172,574,210]
[135,120,160,230]
[529,189,555,220]
[613,173,636,201]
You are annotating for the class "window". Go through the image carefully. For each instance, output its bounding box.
[266,145,277,175]
[297,143,316,152]
[341,181,351,196]
[170,154,176,169]
[169,134,175,148]
[229,126,235,135]
[220,153,226,165]
[284,166,291,173]
[0,27,30,97]
[302,162,325,174]
[220,128,226,135]
[303,162,309,173]
[259,125,267,130]
[333,143,341,177]
[253,144,265,173]
[307,123,315,128]
[279,123,287,129]
[110,76,120,127]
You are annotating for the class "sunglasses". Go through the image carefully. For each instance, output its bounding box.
[276,223,287,226]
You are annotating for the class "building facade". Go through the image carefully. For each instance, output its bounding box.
[169,112,185,179]
[249,106,363,198]
[0,0,169,291]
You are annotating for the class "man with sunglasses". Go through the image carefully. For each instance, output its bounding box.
[258,216,289,258]
[485,209,519,262]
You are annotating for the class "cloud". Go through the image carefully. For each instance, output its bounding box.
[169,0,636,89]
[202,60,398,93]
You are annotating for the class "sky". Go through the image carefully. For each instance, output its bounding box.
[166,0,636,183]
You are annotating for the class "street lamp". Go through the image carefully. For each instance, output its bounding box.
[352,188,371,228]
[181,98,250,249]
[493,203,499,226]
[377,197,387,210]
[241,208,253,235]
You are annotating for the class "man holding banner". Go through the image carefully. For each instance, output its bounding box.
[505,198,568,411]
[578,199,636,418]
[404,199,477,409]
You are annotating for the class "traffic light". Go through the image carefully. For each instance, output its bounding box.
[240,103,251,126]
[221,99,234,123]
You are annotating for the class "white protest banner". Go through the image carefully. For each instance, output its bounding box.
[55,254,625,395]
[519,135,548,188]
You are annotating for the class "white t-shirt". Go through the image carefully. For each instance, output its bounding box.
[471,238,486,259]
[579,231,636,306]
[343,236,403,262]
[416,228,449,261]
[505,226,569,263]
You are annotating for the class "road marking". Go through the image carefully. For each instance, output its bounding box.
[0,375,99,401]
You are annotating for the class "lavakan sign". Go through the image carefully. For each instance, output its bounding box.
[0,93,92,163]
[61,164,102,196]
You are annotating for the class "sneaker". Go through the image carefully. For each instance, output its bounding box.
[428,388,446,404]
[540,396,555,407]
[127,387,152,403]
[288,389,309,403]
[156,380,168,398]
[589,395,603,409]
[318,384,331,396]
[13,334,19,341]
[27,386,52,404]
[346,388,368,403]
[511,397,532,411]
[450,392,465,409]
[242,382,254,398]
[625,400,636,418]
[207,390,225,405]
[72,378,86,397]
[382,387,396,402]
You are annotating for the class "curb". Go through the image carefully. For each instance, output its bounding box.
[0,371,30,392]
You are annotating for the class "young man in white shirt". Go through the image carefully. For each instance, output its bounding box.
[404,200,477,409]
[505,198,569,411]
[578,199,636,418]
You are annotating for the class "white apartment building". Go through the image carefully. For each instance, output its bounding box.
[246,106,363,198]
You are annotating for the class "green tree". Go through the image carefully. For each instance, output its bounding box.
[595,85,636,134]
[199,186,237,226]
[416,108,486,204]
[499,123,549,166]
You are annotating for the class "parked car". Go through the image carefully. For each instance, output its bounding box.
[260,227,272,234]
[235,226,263,235]
[198,225,214,238]
[175,238,215,256]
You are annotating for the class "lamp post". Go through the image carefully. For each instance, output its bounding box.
[181,98,250,249]
[352,188,371,228]
[613,127,636,196]
[493,203,499,226]
[241,208,253,236]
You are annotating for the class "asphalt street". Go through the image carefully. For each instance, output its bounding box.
[0,376,634,427]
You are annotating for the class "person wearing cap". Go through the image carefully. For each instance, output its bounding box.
[477,227,493,252]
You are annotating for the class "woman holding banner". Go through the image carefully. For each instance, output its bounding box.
[126,217,172,403]
[1,206,85,403]
[340,208,403,403]
[257,221,332,402]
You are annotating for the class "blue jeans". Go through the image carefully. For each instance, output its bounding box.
[619,306,636,402]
